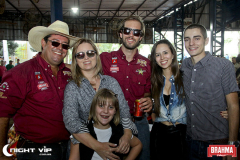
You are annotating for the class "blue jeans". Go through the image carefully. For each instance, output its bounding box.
[186,135,223,160]
[135,115,150,160]
[17,140,68,160]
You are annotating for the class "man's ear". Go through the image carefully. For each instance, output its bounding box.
[41,39,47,50]
[205,37,209,46]
[119,31,123,39]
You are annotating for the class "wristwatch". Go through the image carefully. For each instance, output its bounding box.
[228,141,240,147]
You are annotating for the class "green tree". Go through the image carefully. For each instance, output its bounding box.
[97,43,120,54]
[0,41,19,56]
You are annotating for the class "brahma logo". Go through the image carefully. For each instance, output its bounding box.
[207,145,237,157]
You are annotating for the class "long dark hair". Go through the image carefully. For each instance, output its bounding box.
[150,39,184,116]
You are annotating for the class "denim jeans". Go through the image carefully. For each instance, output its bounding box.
[134,115,150,160]
[186,135,223,160]
[17,140,68,160]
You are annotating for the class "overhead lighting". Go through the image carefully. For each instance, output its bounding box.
[71,7,78,13]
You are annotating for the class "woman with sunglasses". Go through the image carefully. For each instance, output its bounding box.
[149,39,228,160]
[62,38,137,160]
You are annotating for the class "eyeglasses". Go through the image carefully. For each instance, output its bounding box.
[122,27,142,37]
[48,40,69,50]
[75,50,96,59]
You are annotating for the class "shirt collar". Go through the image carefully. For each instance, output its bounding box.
[198,51,211,66]
[185,51,211,67]
[163,75,175,81]
[118,47,140,60]
[36,52,66,71]
[81,73,105,82]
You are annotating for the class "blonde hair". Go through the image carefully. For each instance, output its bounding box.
[71,38,103,87]
[88,88,120,126]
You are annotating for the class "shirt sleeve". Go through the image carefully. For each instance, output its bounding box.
[109,77,138,135]
[62,82,89,143]
[221,60,240,95]
[0,71,27,117]
[100,52,111,76]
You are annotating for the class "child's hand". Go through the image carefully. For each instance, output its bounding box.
[95,142,120,160]
[117,133,131,154]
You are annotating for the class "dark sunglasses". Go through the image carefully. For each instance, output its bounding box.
[122,27,142,37]
[75,50,96,59]
[48,40,69,50]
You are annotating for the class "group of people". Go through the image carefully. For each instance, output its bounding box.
[0,59,20,83]
[0,15,239,160]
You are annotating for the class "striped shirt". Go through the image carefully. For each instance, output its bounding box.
[62,74,137,144]
[180,52,239,141]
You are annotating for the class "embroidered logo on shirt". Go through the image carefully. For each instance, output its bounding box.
[110,66,119,72]
[137,59,147,67]
[63,71,71,77]
[35,72,42,80]
[0,82,9,92]
[37,81,49,91]
[136,68,146,75]
[112,57,117,64]
[0,92,7,99]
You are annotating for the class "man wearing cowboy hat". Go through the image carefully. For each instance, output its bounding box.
[0,20,79,160]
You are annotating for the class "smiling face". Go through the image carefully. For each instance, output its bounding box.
[76,42,97,73]
[155,43,174,71]
[94,99,116,129]
[120,20,143,50]
[41,34,69,66]
[184,28,209,59]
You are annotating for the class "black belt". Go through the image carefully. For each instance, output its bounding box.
[203,138,228,144]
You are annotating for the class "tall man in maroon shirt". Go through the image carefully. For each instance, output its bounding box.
[0,20,79,160]
[100,15,152,160]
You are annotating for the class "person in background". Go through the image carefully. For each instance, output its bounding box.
[0,20,80,160]
[0,60,6,83]
[6,60,14,70]
[225,54,229,60]
[15,59,20,66]
[100,15,152,160]
[63,38,137,160]
[182,24,239,160]
[234,55,240,72]
[69,88,142,160]
[232,57,236,65]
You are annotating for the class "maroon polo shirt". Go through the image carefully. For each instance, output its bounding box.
[0,53,71,143]
[100,47,151,114]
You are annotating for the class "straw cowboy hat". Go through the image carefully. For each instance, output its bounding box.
[28,20,80,52]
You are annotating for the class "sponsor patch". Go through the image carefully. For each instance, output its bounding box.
[110,67,119,72]
[0,82,9,92]
[63,71,71,76]
[137,59,147,67]
[37,83,49,91]
[136,68,146,75]
[0,92,7,99]
[112,57,117,64]
[35,72,42,80]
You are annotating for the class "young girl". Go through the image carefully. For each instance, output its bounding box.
[69,88,142,160]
